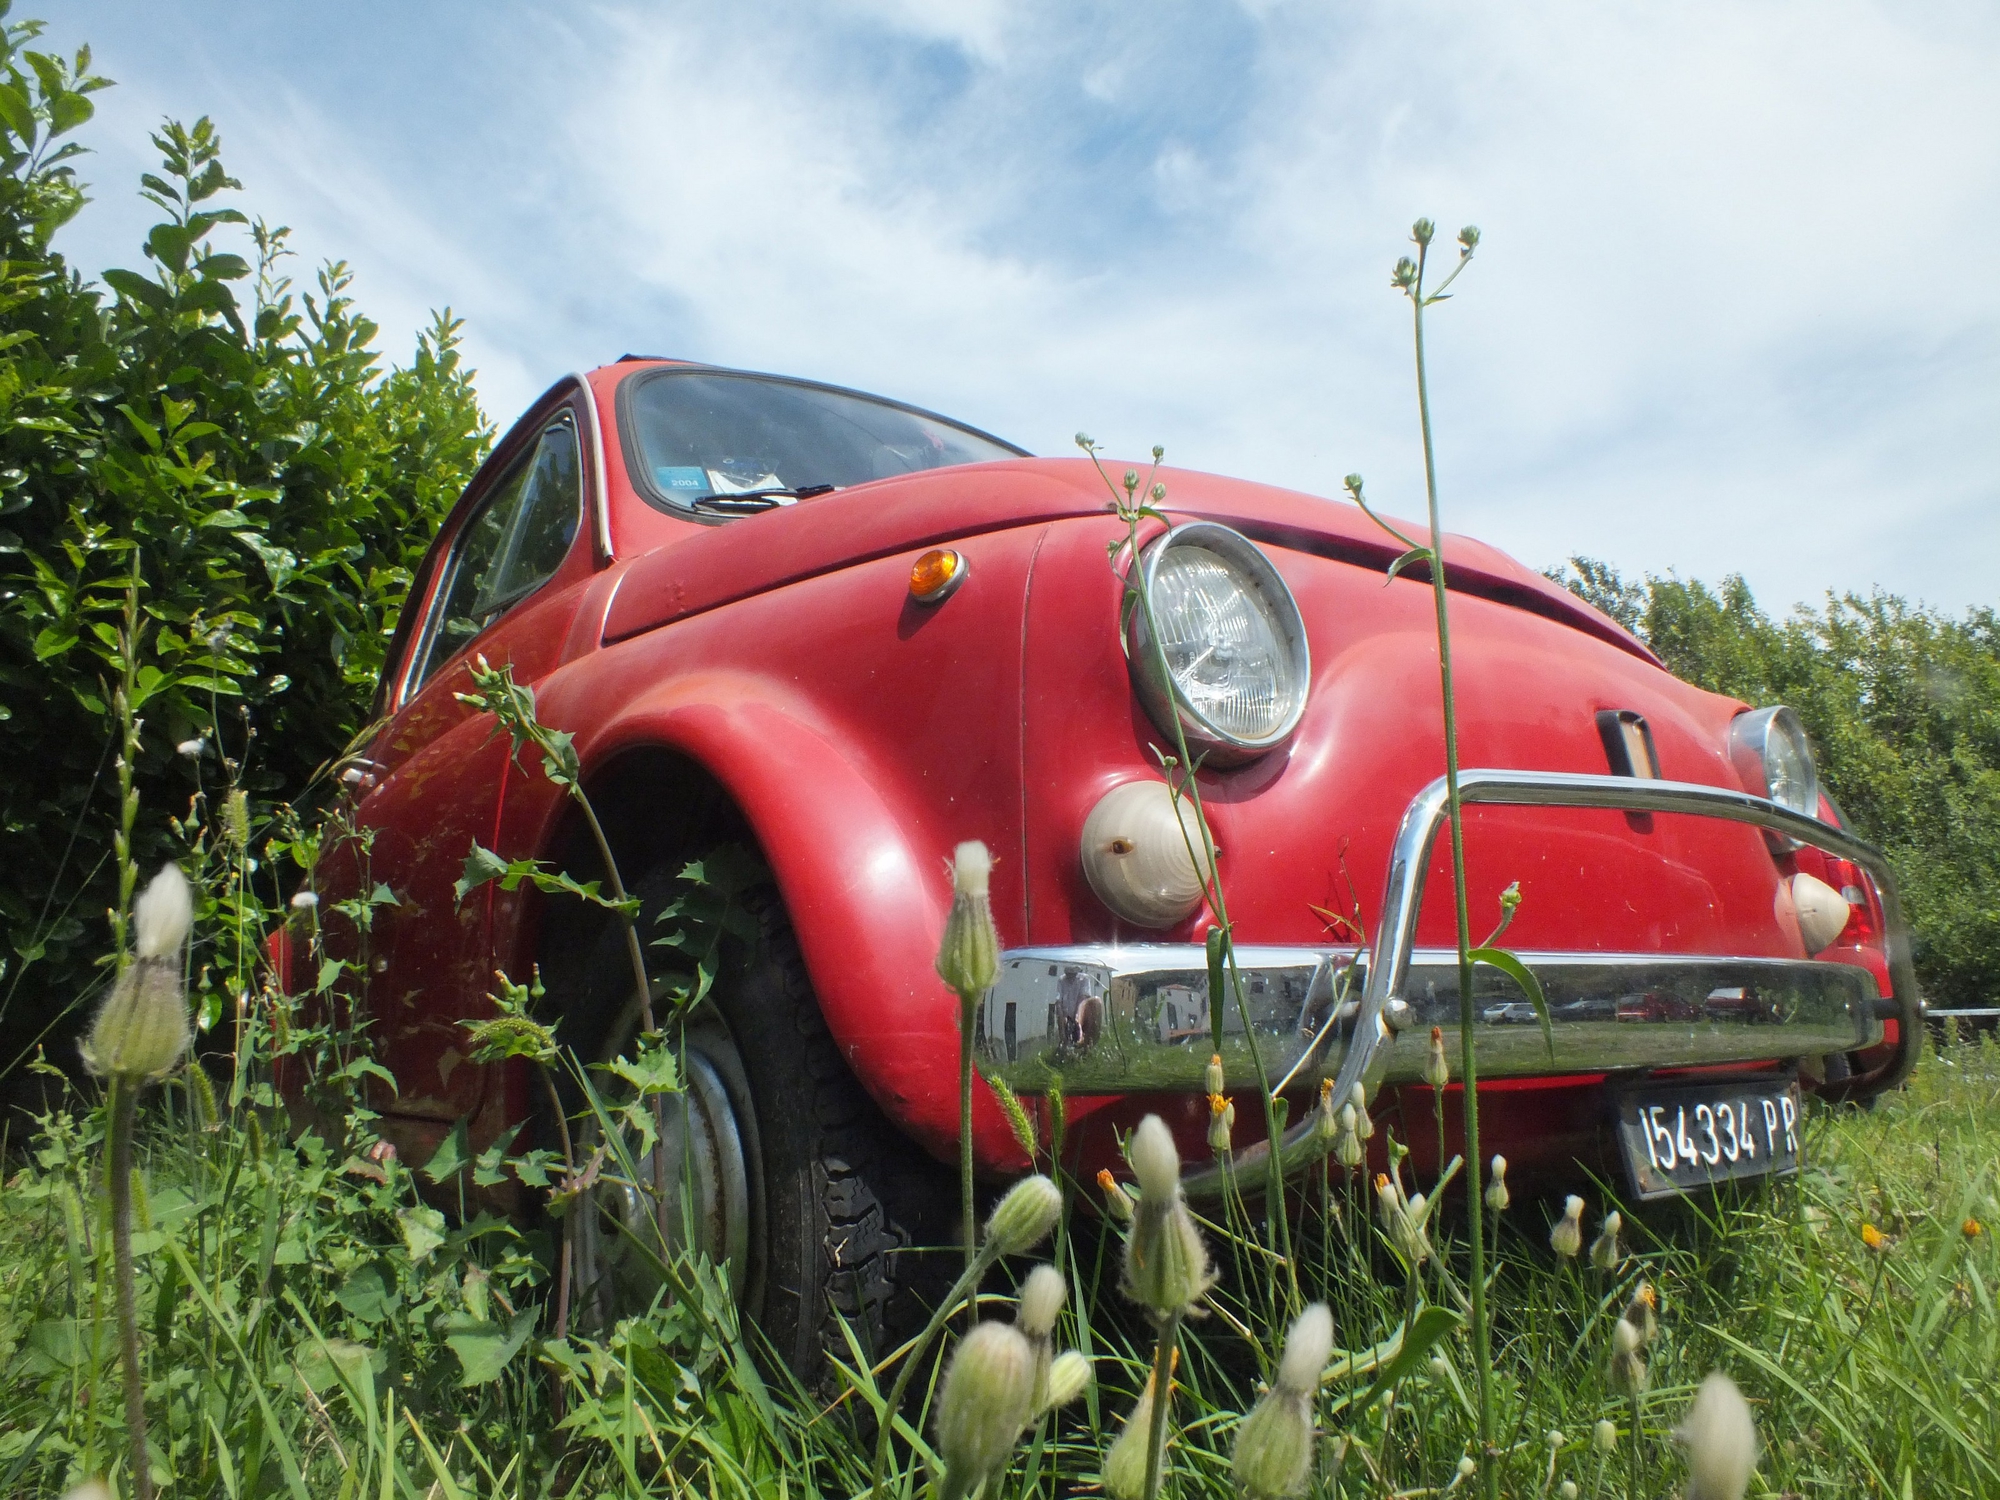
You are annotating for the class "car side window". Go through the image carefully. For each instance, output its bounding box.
[408,413,583,693]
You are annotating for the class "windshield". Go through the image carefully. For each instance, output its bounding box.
[621,367,1024,515]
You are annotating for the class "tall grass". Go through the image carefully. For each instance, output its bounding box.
[3,1029,1991,1496]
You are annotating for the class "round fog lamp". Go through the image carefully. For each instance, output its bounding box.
[1080,780,1214,929]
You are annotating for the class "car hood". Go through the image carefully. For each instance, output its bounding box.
[601,457,1655,663]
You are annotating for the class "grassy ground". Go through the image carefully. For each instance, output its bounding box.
[2,1030,1995,1498]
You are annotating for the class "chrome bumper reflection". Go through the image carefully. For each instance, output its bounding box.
[978,947,1880,1095]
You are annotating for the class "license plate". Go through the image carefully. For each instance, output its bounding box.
[1614,1076,1802,1200]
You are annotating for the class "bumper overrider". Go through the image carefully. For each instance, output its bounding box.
[977,769,1922,1195]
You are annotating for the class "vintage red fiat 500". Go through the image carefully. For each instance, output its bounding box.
[300,358,1918,1371]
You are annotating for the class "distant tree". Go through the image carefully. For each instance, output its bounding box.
[0,16,492,1088]
[1551,558,2000,1012]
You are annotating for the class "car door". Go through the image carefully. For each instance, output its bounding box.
[337,404,593,1123]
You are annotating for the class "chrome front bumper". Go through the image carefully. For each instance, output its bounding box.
[979,769,1921,1189]
[978,946,1884,1093]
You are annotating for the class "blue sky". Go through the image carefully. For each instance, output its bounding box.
[49,1,2000,614]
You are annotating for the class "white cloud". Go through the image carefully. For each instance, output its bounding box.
[43,0,2000,613]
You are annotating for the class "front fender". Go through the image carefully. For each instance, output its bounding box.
[576,672,1023,1170]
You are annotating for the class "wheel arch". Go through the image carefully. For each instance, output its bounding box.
[528,685,984,1166]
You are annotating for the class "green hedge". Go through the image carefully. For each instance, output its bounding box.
[1552,558,2000,1012]
[0,19,491,1085]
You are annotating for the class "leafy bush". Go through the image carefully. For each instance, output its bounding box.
[0,14,492,1089]
[1551,559,2000,1011]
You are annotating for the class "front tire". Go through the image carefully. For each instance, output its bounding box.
[543,874,953,1383]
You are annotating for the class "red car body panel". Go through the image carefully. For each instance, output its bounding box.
[310,361,1902,1186]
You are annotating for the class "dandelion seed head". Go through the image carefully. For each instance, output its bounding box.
[1677,1371,1757,1500]
[1275,1303,1333,1396]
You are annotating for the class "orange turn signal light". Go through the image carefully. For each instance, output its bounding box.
[909,547,968,604]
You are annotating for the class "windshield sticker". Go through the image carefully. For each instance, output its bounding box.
[654,465,709,494]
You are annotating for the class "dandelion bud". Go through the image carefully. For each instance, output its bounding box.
[1594,1419,1618,1453]
[1348,1082,1374,1140]
[1384,1187,1431,1266]
[1124,1116,1214,1313]
[1343,473,1365,498]
[1392,256,1418,288]
[1098,1167,1134,1224]
[1231,1305,1329,1499]
[1485,1154,1510,1213]
[1205,1053,1225,1097]
[1149,482,1166,502]
[1207,1095,1235,1154]
[1018,1263,1065,1408]
[1458,225,1481,252]
[1334,1116,1364,1171]
[1075,432,1094,450]
[987,1174,1062,1257]
[1232,1382,1314,1499]
[1550,1195,1585,1258]
[1423,1026,1449,1090]
[1677,1371,1757,1500]
[1124,469,1139,491]
[937,841,1000,999]
[1128,1114,1180,1201]
[1412,218,1436,246]
[1560,1481,1579,1500]
[1018,1265,1066,1339]
[84,866,193,1082]
[1275,1303,1333,1397]
[1043,1349,1092,1410]
[134,864,193,961]
[1609,1317,1648,1396]
[1590,1210,1624,1271]
[1621,1283,1659,1345]
[1104,1362,1171,1500]
[935,1321,1036,1500]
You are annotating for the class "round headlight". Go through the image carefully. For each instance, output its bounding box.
[1125,522,1310,765]
[1729,705,1818,818]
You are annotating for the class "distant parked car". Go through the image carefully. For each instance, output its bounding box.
[290,359,1919,1373]
[1482,1001,1544,1025]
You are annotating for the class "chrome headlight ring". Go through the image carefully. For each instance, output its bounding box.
[1729,705,1819,822]
[1124,522,1311,766]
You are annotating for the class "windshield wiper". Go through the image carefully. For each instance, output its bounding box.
[688,483,837,513]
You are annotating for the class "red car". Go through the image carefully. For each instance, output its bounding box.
[298,359,1918,1368]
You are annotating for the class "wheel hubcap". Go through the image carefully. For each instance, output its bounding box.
[573,1046,752,1327]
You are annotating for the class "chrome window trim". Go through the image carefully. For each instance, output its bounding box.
[399,401,589,707]
[569,371,614,564]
